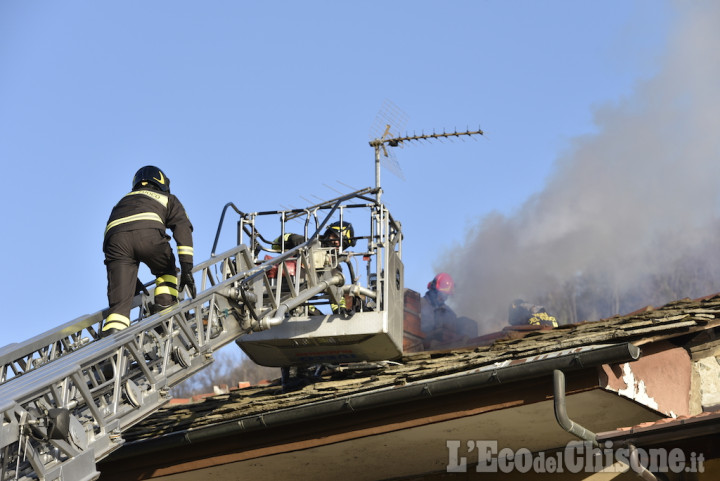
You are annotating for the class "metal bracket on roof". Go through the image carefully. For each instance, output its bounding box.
[257,414,268,428]
[571,354,585,368]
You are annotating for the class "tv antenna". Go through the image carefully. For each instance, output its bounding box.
[369,100,484,201]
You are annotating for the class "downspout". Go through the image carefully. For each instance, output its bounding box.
[553,369,657,481]
[553,369,598,445]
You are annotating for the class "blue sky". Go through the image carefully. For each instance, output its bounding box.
[0,1,676,345]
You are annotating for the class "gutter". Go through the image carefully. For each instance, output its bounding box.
[107,342,640,461]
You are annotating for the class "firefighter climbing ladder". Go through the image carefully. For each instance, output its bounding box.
[0,187,403,481]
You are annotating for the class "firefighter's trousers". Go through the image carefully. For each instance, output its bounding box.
[103,229,178,332]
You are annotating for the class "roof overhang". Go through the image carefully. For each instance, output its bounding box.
[99,343,666,480]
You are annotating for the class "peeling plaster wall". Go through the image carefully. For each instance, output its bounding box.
[600,341,692,418]
[694,356,720,411]
[616,363,660,411]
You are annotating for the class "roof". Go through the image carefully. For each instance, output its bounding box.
[121,294,720,443]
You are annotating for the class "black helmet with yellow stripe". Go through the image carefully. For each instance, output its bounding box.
[322,220,356,248]
[133,165,170,192]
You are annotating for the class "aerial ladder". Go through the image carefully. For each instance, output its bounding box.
[0,186,404,481]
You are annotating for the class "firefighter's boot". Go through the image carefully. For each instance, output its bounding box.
[101,328,119,338]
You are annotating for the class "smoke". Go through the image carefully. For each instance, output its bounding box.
[440,2,720,333]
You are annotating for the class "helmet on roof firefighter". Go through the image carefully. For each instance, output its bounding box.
[132,165,170,193]
[321,221,356,248]
[428,273,455,295]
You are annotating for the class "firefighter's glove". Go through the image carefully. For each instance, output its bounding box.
[337,307,352,320]
[179,262,196,298]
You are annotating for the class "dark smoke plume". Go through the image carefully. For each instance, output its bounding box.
[439,2,720,334]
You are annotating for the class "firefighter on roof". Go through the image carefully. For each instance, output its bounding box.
[421,273,478,347]
[102,165,196,336]
[508,299,558,328]
[421,273,456,333]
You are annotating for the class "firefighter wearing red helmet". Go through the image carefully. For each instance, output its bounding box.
[421,273,478,348]
[101,166,195,337]
[421,273,455,332]
[428,273,455,302]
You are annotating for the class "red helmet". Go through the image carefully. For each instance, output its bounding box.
[428,273,454,295]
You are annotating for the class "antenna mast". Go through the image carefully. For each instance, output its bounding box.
[368,125,484,202]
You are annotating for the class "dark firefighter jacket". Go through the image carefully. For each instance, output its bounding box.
[509,301,558,328]
[271,233,306,251]
[104,188,194,264]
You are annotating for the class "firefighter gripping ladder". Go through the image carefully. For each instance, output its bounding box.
[0,187,403,481]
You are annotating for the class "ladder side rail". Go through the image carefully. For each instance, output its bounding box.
[0,244,252,387]
[0,293,149,386]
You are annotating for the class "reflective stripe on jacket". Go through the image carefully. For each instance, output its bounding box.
[104,188,194,263]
